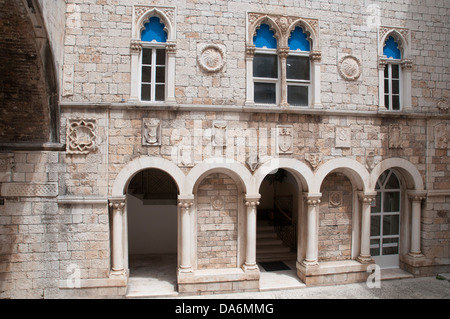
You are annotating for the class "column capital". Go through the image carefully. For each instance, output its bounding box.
[277,46,290,59]
[358,191,377,203]
[166,40,177,56]
[130,39,142,54]
[109,196,126,210]
[246,44,256,58]
[303,193,321,206]
[310,50,322,62]
[407,190,427,201]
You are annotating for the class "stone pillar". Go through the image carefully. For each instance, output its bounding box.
[178,198,193,273]
[109,197,126,275]
[166,41,177,103]
[302,194,321,266]
[129,40,142,102]
[245,44,255,105]
[357,192,377,263]
[408,191,427,257]
[243,196,260,271]
[310,51,322,108]
[401,58,413,110]
[278,46,289,107]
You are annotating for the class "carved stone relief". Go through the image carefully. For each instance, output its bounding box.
[329,191,343,207]
[0,153,14,182]
[211,196,224,210]
[305,153,322,170]
[198,44,225,73]
[213,121,227,147]
[365,149,376,172]
[389,124,403,149]
[246,153,260,172]
[66,118,97,154]
[178,146,194,167]
[276,125,293,154]
[1,182,58,197]
[434,123,448,149]
[338,55,361,81]
[142,118,161,146]
[335,127,351,148]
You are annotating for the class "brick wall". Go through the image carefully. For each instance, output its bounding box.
[196,173,238,269]
[319,173,353,262]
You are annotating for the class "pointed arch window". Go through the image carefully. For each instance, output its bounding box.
[253,24,279,104]
[383,36,402,110]
[130,7,176,104]
[140,17,167,102]
[378,27,412,111]
[287,26,311,106]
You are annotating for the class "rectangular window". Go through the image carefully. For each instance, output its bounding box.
[384,63,400,111]
[141,48,166,102]
[253,52,278,104]
[287,54,310,106]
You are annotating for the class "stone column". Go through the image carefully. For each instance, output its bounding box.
[245,44,255,105]
[357,192,377,263]
[310,51,322,108]
[277,46,289,107]
[109,197,126,275]
[243,196,260,271]
[178,198,193,273]
[302,194,321,266]
[166,41,177,103]
[129,40,142,102]
[408,191,427,257]
[401,58,413,110]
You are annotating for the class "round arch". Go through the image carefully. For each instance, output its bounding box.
[312,158,370,194]
[112,156,186,197]
[253,158,314,194]
[370,158,424,190]
[186,157,252,194]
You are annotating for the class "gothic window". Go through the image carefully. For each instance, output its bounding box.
[383,36,401,110]
[287,26,311,106]
[253,24,279,104]
[140,17,167,102]
[130,7,176,104]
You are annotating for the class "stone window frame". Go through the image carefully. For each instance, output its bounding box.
[130,5,176,104]
[245,13,322,109]
[378,27,413,111]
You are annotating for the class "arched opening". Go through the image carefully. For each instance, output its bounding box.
[370,169,402,269]
[126,168,179,296]
[257,168,299,270]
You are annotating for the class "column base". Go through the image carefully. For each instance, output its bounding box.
[110,269,127,277]
[407,251,425,258]
[300,259,319,267]
[356,255,374,264]
[178,266,194,274]
[242,263,259,272]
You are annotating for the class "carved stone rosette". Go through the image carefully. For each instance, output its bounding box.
[66,118,97,155]
[338,55,361,81]
[198,44,225,73]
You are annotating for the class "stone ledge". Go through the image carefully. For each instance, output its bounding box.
[178,267,260,284]
[59,276,127,289]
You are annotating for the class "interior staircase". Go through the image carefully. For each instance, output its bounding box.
[256,220,297,262]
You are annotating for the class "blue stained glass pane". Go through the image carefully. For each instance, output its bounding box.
[288,26,311,51]
[141,16,167,43]
[383,36,401,59]
[253,24,277,49]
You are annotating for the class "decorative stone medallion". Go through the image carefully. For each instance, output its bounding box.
[329,191,343,208]
[66,118,97,154]
[142,118,161,146]
[338,55,361,81]
[211,196,224,210]
[198,44,225,73]
[276,125,293,154]
[246,153,260,172]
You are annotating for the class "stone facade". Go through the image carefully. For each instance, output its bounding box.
[0,0,449,298]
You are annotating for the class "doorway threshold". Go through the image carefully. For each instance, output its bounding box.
[126,254,178,298]
[258,260,306,291]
